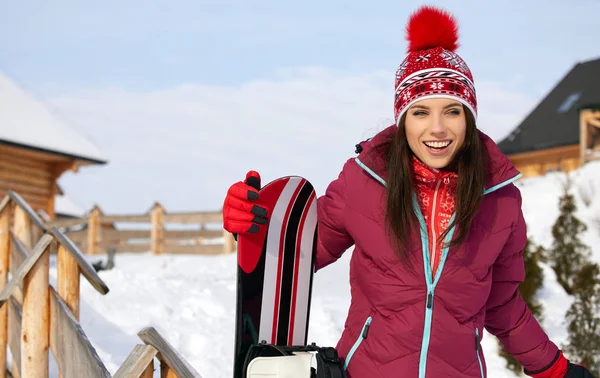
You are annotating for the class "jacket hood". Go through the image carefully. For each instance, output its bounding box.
[355,124,521,191]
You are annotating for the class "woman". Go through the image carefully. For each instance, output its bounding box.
[222,6,595,378]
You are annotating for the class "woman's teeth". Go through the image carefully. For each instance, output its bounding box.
[424,141,451,149]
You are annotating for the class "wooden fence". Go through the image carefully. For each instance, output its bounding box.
[44,202,236,256]
[0,190,203,378]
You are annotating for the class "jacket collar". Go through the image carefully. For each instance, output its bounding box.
[355,125,521,192]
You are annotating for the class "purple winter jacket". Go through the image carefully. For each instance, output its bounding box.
[313,125,558,377]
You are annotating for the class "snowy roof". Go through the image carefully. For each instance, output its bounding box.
[54,193,85,218]
[0,73,107,164]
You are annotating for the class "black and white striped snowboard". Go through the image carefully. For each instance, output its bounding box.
[232,176,317,378]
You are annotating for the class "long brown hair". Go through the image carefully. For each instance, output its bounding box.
[377,105,486,261]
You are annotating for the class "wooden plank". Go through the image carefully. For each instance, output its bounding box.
[0,144,71,164]
[96,229,224,241]
[45,218,87,229]
[110,243,151,254]
[0,171,50,189]
[49,227,109,295]
[99,215,151,223]
[164,229,223,240]
[49,287,111,378]
[9,233,26,306]
[113,344,158,378]
[102,230,151,240]
[137,327,202,378]
[0,234,53,306]
[8,191,46,231]
[0,153,51,175]
[8,297,21,378]
[164,244,226,255]
[162,212,222,224]
[508,143,579,161]
[0,181,51,197]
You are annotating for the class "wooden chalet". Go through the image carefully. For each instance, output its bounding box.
[498,57,600,178]
[0,73,107,219]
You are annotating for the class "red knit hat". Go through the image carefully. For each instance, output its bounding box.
[394,6,477,125]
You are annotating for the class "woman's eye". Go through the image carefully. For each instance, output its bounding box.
[413,111,426,116]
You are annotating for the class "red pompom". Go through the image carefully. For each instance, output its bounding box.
[405,6,459,53]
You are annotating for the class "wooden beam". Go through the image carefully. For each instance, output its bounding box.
[9,191,46,232]
[589,117,600,129]
[8,297,21,378]
[48,227,109,295]
[0,144,72,164]
[162,212,222,224]
[508,144,579,162]
[137,327,202,378]
[48,287,111,378]
[113,344,158,378]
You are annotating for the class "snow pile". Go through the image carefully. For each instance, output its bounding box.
[51,161,600,378]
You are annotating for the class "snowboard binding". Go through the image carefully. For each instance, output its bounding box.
[242,340,346,378]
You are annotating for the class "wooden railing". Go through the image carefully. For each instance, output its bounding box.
[45,202,236,256]
[0,190,203,378]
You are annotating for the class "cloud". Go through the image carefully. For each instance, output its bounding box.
[48,66,535,213]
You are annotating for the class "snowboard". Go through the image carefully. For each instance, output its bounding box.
[232,176,318,378]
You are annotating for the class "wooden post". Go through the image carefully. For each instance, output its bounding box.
[223,229,236,254]
[19,215,50,377]
[141,360,154,378]
[150,203,165,254]
[0,202,13,378]
[580,109,590,166]
[160,362,178,378]
[57,244,80,319]
[87,206,101,255]
[14,206,33,248]
[13,204,32,308]
[56,242,79,378]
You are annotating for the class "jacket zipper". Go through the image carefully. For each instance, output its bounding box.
[343,316,372,371]
[476,328,485,378]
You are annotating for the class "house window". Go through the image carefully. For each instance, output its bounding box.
[557,91,583,113]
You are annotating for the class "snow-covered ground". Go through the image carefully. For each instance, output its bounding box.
[48,161,600,377]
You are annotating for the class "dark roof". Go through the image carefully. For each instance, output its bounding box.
[497,57,600,155]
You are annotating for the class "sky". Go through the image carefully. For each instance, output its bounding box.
[1,0,599,214]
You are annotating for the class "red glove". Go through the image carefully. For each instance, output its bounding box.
[525,351,596,378]
[526,351,568,377]
[223,170,268,237]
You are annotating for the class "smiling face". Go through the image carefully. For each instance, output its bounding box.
[404,97,467,170]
